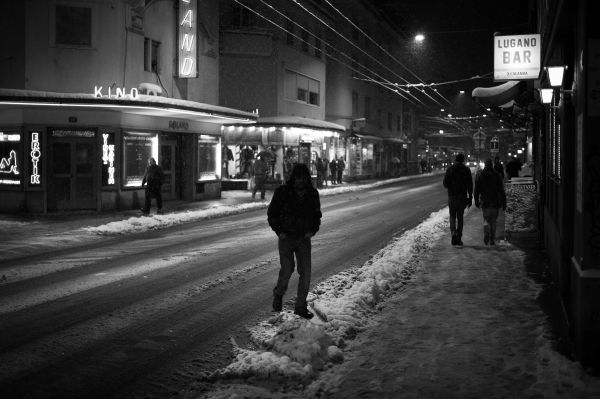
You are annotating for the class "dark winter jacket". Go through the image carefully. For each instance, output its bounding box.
[267,184,322,238]
[443,162,473,198]
[493,160,505,179]
[505,159,521,178]
[474,167,506,209]
[252,158,269,178]
[142,164,164,191]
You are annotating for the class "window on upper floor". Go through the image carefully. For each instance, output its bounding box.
[364,96,371,120]
[54,4,92,47]
[388,112,393,130]
[397,115,401,132]
[377,109,382,128]
[314,35,322,59]
[144,38,160,73]
[285,70,320,106]
[231,4,255,27]
[352,91,359,118]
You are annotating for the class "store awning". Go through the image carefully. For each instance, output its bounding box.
[0,88,258,124]
[251,116,346,132]
[471,81,525,107]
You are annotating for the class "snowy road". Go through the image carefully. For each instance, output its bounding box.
[0,175,447,398]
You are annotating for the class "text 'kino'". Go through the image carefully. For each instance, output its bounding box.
[94,86,139,99]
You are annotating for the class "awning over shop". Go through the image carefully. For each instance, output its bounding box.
[0,88,258,125]
[471,81,525,107]
[254,116,345,132]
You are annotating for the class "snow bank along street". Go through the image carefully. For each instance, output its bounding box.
[186,186,600,399]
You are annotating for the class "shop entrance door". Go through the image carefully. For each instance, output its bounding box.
[49,139,96,211]
[160,141,179,200]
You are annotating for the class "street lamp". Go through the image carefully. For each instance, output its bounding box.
[414,34,425,43]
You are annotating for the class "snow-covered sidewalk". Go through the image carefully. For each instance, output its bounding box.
[190,196,600,398]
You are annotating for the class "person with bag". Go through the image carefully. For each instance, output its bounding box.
[442,153,473,246]
[474,158,507,245]
[267,163,322,319]
[141,157,164,215]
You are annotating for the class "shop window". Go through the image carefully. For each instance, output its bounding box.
[122,132,158,188]
[0,131,22,186]
[101,131,116,186]
[55,5,92,46]
[197,135,218,181]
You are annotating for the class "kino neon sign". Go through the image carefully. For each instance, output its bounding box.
[178,0,197,78]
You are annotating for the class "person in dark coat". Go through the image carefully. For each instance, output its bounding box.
[493,156,505,180]
[474,159,507,245]
[251,155,269,199]
[442,153,473,245]
[267,163,322,319]
[141,157,164,215]
[329,158,337,185]
[336,157,345,184]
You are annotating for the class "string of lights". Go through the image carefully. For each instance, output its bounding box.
[288,0,444,108]
[320,0,451,106]
[231,0,435,109]
[367,72,494,89]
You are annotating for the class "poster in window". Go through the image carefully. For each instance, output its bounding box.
[123,132,157,187]
[101,131,116,186]
[0,131,22,186]
[197,135,218,181]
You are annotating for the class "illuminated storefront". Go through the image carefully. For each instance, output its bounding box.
[0,89,256,213]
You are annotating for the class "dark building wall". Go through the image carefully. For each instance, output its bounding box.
[0,0,26,89]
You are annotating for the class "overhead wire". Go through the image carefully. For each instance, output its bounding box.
[318,0,451,106]
[291,0,440,106]
[231,0,435,110]
[252,0,420,106]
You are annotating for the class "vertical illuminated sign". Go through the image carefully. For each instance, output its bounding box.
[102,133,116,185]
[30,132,41,185]
[178,0,197,78]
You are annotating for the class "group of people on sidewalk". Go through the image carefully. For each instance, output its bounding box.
[443,154,507,246]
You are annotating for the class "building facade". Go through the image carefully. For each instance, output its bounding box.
[0,0,255,213]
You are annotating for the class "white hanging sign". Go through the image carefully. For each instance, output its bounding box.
[494,34,541,81]
[178,0,197,78]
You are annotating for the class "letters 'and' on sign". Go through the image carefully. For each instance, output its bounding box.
[178,0,197,78]
[494,34,541,81]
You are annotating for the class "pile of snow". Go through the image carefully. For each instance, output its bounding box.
[82,174,439,236]
[505,184,537,232]
[202,208,449,396]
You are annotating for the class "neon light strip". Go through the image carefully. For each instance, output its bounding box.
[0,101,256,122]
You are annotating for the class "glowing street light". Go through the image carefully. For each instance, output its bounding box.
[414,34,425,43]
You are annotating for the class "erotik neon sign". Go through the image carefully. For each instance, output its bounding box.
[0,132,21,185]
[30,132,41,184]
[178,0,197,78]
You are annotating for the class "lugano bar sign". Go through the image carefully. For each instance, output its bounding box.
[178,0,197,78]
[494,34,541,81]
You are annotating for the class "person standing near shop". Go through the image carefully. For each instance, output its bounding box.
[251,155,269,200]
[493,156,505,180]
[329,158,337,185]
[474,158,507,245]
[336,156,345,184]
[141,157,164,215]
[443,153,473,246]
[268,163,322,319]
[505,156,522,179]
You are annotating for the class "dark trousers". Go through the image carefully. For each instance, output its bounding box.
[144,187,162,211]
[274,236,312,310]
[337,169,343,183]
[448,195,467,238]
[482,207,500,242]
[252,176,266,198]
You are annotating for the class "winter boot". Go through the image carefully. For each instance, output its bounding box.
[483,225,490,245]
[294,307,314,319]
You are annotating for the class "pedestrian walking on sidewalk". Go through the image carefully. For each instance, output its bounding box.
[474,158,507,245]
[267,163,322,319]
[329,158,337,185]
[493,156,505,180]
[336,157,345,184]
[251,155,269,199]
[443,153,473,245]
[141,157,164,215]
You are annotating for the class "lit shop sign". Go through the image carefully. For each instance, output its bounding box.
[102,133,115,185]
[0,131,21,185]
[30,132,41,185]
[93,86,139,99]
[494,34,541,81]
[178,0,197,78]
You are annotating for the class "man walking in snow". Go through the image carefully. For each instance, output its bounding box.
[336,157,345,184]
[474,158,506,245]
[268,163,322,319]
[251,155,269,200]
[141,157,164,215]
[443,153,473,245]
